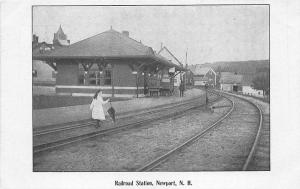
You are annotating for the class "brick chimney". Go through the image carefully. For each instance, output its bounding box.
[122,31,129,37]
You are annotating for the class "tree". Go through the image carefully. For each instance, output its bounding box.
[252,72,270,96]
[216,65,222,73]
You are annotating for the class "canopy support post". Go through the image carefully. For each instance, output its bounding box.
[111,63,115,98]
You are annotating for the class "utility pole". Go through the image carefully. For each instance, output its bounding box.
[136,73,139,98]
[205,84,209,105]
[185,48,187,66]
[185,48,188,86]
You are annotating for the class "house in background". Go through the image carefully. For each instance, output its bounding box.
[219,72,243,92]
[32,35,56,85]
[189,66,216,87]
[32,25,70,87]
[53,25,71,48]
[241,75,264,97]
[219,73,264,96]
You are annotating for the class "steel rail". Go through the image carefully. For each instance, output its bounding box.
[241,97,263,170]
[33,121,95,136]
[33,93,221,154]
[214,91,264,171]
[136,93,234,172]
[33,95,211,137]
[242,104,263,170]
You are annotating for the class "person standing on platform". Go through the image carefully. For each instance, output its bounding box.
[179,81,185,97]
[90,90,110,128]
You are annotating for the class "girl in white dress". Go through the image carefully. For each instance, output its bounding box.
[90,90,110,127]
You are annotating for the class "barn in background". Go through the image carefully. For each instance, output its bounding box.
[33,28,185,97]
[219,72,243,92]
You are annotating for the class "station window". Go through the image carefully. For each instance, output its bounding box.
[104,70,112,85]
[78,70,87,85]
[78,64,111,86]
[89,71,101,85]
[89,72,96,85]
[78,70,101,85]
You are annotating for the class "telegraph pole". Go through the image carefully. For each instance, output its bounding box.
[185,48,188,86]
[205,84,209,105]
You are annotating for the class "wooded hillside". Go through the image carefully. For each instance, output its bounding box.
[198,60,269,74]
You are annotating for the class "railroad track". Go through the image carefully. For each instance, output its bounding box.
[33,92,221,154]
[33,94,215,137]
[136,91,268,171]
[136,91,234,171]
[238,95,264,170]
[243,108,270,170]
[221,92,269,171]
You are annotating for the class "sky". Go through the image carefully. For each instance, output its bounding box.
[33,5,269,65]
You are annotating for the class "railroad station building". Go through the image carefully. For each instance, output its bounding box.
[33,27,185,97]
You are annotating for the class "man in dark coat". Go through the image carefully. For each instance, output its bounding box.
[179,81,185,97]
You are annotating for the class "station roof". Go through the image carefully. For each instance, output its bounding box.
[33,29,185,71]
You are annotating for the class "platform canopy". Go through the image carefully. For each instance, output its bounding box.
[33,29,186,71]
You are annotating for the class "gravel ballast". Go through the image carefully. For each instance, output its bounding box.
[33,97,230,171]
[152,95,261,171]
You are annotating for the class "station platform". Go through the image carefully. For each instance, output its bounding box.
[33,88,205,128]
